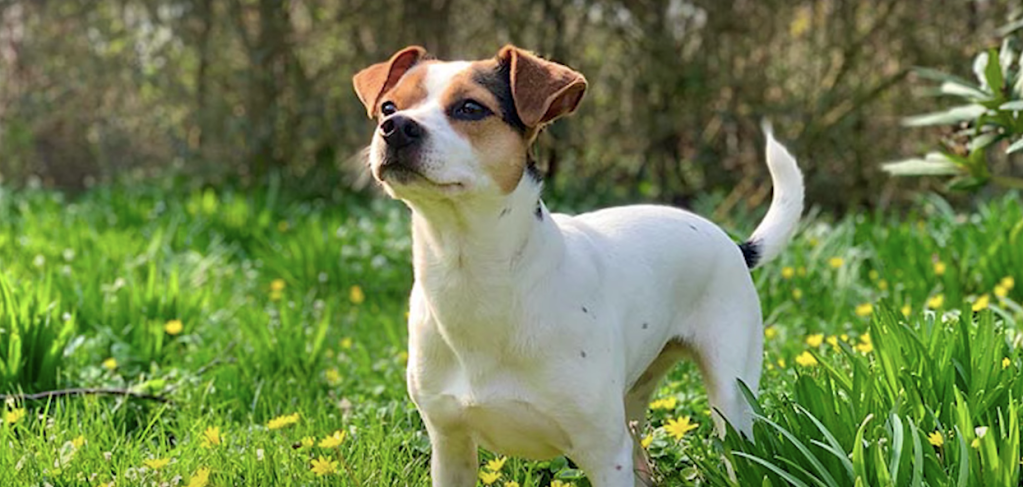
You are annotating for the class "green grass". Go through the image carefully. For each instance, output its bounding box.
[0,182,1021,486]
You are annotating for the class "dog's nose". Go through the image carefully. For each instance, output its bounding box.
[380,115,423,149]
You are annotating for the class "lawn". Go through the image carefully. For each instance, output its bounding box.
[1,182,1021,486]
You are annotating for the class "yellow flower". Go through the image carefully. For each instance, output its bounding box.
[792,288,803,300]
[664,416,698,440]
[641,435,653,448]
[349,285,365,305]
[901,305,911,317]
[325,368,342,385]
[300,436,315,449]
[777,358,786,368]
[201,426,222,448]
[186,467,210,487]
[868,270,879,281]
[878,279,889,291]
[102,358,117,370]
[933,261,946,276]
[995,284,1009,298]
[826,336,839,349]
[485,456,507,472]
[506,482,520,487]
[143,458,170,470]
[1002,276,1015,290]
[927,294,944,309]
[319,430,346,448]
[795,351,818,367]
[855,303,873,317]
[479,470,501,485]
[550,481,574,487]
[781,267,795,279]
[650,396,678,410]
[840,334,849,342]
[1003,357,1012,369]
[972,294,990,312]
[164,319,183,335]
[805,333,824,347]
[764,326,778,340]
[310,456,338,476]
[270,279,286,292]
[340,337,353,350]
[828,257,844,269]
[266,412,300,430]
[927,431,943,447]
[855,333,873,354]
[3,408,26,425]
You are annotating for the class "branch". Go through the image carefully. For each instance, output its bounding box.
[0,388,170,403]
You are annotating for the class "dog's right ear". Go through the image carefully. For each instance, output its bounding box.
[498,45,587,128]
[352,46,428,118]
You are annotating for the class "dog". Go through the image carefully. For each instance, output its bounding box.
[353,45,803,487]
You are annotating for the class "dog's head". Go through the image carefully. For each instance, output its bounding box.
[353,45,586,201]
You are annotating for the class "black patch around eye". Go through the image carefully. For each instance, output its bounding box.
[450,99,492,121]
[473,64,527,134]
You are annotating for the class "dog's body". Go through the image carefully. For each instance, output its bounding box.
[353,46,803,486]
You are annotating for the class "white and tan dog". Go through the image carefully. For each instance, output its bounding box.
[353,45,803,486]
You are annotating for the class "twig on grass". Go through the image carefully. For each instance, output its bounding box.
[0,388,170,403]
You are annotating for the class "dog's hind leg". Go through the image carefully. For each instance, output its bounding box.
[624,343,686,486]
[690,304,763,440]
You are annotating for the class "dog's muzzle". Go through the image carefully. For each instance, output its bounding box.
[376,115,428,184]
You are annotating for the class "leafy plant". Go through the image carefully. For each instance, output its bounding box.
[0,272,75,393]
[885,22,1023,191]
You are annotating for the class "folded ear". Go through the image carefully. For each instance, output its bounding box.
[352,46,428,118]
[498,45,587,128]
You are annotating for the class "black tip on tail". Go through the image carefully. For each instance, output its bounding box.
[738,240,760,269]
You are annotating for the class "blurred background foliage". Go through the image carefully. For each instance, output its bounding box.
[1,0,1022,212]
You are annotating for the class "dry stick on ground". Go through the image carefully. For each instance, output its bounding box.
[0,342,238,405]
[0,388,170,403]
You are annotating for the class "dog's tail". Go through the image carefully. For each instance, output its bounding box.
[738,122,804,269]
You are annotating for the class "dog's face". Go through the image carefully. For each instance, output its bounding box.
[353,46,586,201]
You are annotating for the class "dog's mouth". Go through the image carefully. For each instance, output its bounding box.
[377,162,463,191]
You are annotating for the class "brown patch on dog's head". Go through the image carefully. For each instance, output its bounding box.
[437,60,532,194]
[352,46,429,117]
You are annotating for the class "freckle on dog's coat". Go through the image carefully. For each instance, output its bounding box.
[353,45,803,487]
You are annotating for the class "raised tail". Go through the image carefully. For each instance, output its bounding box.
[739,122,804,269]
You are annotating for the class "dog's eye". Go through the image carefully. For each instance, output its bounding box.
[451,99,491,121]
[380,101,398,116]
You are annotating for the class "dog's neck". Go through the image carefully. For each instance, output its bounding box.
[407,173,563,290]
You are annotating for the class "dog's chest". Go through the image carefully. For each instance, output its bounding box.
[416,365,573,460]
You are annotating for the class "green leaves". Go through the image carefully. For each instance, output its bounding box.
[722,306,1023,487]
[0,273,76,393]
[887,30,1023,191]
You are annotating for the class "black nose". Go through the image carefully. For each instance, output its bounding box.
[380,115,423,149]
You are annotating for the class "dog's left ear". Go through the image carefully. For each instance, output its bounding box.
[352,46,428,118]
[498,45,587,128]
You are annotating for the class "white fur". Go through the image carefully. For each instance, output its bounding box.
[368,62,804,487]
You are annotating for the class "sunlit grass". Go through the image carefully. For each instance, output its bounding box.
[0,183,1020,486]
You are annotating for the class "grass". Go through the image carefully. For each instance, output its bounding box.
[0,181,1021,486]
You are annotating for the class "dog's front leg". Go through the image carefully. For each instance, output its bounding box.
[427,425,478,487]
[572,427,640,487]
